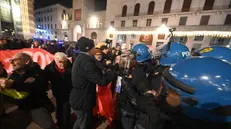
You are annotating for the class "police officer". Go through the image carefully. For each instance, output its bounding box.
[118,42,192,129]
[118,44,164,129]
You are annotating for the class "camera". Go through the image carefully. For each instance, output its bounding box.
[169,28,176,33]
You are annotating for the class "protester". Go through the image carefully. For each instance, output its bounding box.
[0,53,56,129]
[44,52,72,129]
[70,37,117,129]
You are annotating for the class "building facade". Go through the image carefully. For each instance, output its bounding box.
[0,0,35,39]
[72,0,231,51]
[34,4,72,41]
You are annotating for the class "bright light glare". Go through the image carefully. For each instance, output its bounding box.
[90,16,98,28]
[201,76,209,80]
[107,26,116,34]
[90,16,98,23]
[157,24,169,34]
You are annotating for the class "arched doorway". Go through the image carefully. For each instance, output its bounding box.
[73,25,82,42]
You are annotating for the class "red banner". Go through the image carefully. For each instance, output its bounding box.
[0,48,54,73]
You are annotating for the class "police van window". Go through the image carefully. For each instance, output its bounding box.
[174,36,188,45]
[210,37,230,46]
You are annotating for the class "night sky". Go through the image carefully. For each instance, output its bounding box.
[34,0,106,11]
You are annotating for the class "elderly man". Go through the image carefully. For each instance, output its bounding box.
[44,52,72,129]
[70,37,117,129]
[0,53,56,129]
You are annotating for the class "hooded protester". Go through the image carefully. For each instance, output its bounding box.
[70,37,117,129]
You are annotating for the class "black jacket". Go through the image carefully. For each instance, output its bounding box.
[44,60,72,102]
[70,52,116,111]
[0,68,7,78]
[9,62,50,110]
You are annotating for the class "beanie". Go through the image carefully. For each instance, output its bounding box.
[77,37,95,52]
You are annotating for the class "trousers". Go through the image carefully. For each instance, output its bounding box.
[56,101,71,129]
[73,110,93,129]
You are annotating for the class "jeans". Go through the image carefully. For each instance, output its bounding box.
[73,110,93,129]
[0,108,56,129]
[56,101,71,129]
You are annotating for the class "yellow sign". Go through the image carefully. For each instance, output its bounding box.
[199,47,213,54]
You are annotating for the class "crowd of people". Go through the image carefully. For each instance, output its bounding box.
[0,36,124,129]
[1,36,229,129]
[0,37,76,56]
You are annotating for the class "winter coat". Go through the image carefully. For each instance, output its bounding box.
[9,62,50,110]
[44,60,72,102]
[0,68,7,78]
[70,52,116,111]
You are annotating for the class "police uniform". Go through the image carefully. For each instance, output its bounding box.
[117,44,164,129]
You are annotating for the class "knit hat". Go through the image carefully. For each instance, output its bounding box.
[77,37,95,52]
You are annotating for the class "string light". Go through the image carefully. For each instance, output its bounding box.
[111,31,231,38]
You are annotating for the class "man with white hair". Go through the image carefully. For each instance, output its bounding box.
[44,52,72,129]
